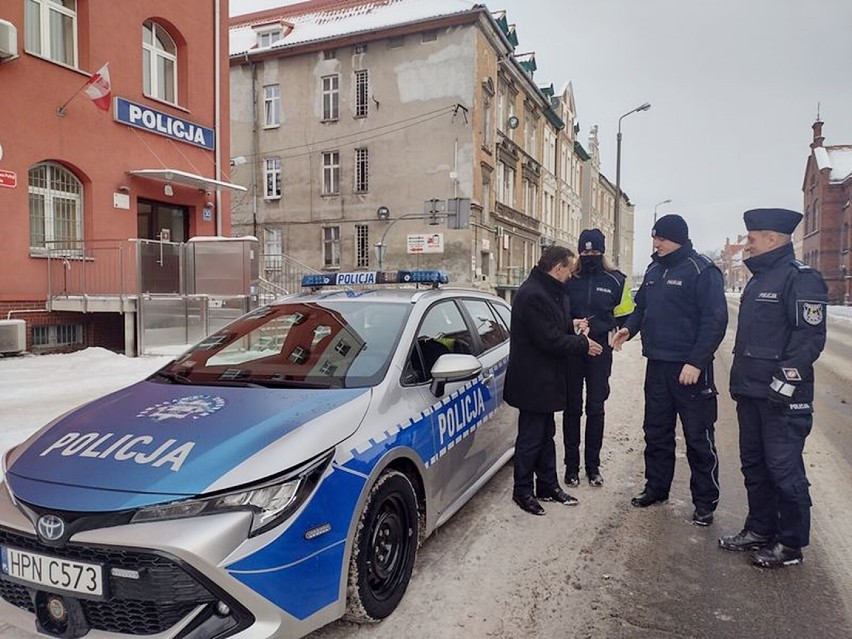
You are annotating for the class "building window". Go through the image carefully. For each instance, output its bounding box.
[355,69,369,118]
[322,74,339,120]
[388,36,404,48]
[422,30,438,43]
[323,49,336,60]
[263,84,281,127]
[482,96,492,149]
[496,162,515,205]
[143,20,177,103]
[28,162,82,253]
[323,226,341,268]
[356,224,369,268]
[25,0,77,67]
[32,324,83,348]
[257,28,281,48]
[322,151,340,195]
[355,148,369,193]
[264,227,282,274]
[354,43,368,54]
[264,158,281,198]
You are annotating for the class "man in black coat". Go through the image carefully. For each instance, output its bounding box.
[719,208,828,568]
[504,246,603,515]
[612,214,728,526]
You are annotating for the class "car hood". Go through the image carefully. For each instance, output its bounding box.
[6,381,370,512]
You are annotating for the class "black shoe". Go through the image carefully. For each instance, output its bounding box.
[537,487,579,506]
[513,493,546,516]
[564,471,580,487]
[752,542,803,568]
[692,510,714,527]
[588,471,604,487]
[718,529,772,552]
[631,491,667,508]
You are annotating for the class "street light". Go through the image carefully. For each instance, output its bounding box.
[614,101,651,268]
[653,198,672,224]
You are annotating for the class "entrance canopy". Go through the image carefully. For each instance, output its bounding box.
[127,168,247,192]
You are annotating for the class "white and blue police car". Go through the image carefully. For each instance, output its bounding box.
[0,270,516,639]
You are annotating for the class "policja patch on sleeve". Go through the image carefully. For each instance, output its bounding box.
[799,300,825,326]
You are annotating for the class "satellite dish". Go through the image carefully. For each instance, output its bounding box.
[507,115,520,130]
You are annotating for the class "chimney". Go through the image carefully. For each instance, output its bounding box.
[811,120,824,149]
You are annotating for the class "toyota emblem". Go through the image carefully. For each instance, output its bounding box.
[37,514,65,542]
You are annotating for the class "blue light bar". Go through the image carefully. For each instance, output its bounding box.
[301,270,449,288]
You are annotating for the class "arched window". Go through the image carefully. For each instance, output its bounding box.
[29,163,83,252]
[142,20,177,103]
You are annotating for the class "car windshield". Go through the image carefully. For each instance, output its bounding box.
[153,300,411,389]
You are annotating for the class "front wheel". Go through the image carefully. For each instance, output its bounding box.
[345,470,419,622]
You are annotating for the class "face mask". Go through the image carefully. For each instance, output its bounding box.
[580,255,604,272]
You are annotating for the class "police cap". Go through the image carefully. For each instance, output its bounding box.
[743,208,802,234]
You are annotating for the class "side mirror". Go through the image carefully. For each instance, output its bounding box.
[429,354,482,397]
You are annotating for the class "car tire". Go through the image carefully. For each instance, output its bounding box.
[345,469,419,622]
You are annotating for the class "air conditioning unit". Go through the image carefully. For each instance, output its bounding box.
[0,19,18,61]
[0,319,26,355]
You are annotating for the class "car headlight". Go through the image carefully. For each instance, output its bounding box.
[131,449,333,536]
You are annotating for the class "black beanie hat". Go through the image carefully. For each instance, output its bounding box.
[578,228,605,253]
[652,214,689,245]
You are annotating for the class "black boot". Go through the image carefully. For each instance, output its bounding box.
[718,529,771,552]
[752,542,802,568]
[513,493,545,516]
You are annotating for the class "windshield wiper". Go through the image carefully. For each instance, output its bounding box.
[149,371,194,385]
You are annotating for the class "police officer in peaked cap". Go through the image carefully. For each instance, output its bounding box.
[720,208,828,568]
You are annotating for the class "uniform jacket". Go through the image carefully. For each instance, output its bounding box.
[729,242,828,404]
[624,241,727,368]
[565,268,628,342]
[504,266,590,412]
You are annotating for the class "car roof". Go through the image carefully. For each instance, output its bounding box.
[267,286,507,306]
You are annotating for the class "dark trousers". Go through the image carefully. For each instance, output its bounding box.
[563,345,613,474]
[642,360,720,512]
[513,410,559,497]
[736,398,812,548]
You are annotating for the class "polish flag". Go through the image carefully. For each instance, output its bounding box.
[83,63,111,112]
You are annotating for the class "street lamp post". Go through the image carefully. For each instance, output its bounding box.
[653,198,672,224]
[614,102,651,268]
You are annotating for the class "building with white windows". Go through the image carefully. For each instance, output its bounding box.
[0,1,238,354]
[229,0,608,299]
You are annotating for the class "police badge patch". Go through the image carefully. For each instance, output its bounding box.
[782,367,802,382]
[801,301,824,326]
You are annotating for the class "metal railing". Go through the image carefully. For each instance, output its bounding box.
[46,239,140,304]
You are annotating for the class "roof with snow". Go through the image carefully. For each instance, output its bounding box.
[229,0,490,57]
[814,145,852,183]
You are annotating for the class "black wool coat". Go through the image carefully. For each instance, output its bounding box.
[504,266,590,413]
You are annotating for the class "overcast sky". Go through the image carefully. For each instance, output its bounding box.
[231,0,852,271]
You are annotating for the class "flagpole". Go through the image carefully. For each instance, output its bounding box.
[56,77,94,117]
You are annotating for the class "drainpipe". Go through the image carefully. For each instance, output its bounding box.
[214,0,223,236]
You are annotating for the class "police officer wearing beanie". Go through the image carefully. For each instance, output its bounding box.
[563,229,634,488]
[719,208,827,568]
[612,214,728,525]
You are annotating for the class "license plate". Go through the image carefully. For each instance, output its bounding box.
[1,545,105,598]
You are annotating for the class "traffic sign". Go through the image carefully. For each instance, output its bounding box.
[0,169,17,189]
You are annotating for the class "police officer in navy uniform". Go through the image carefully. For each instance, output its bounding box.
[504,246,603,515]
[563,229,634,488]
[612,214,728,525]
[719,208,828,568]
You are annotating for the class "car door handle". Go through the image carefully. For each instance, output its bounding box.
[481,373,494,384]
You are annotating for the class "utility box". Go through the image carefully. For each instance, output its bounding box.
[0,319,26,354]
[185,236,259,296]
[0,19,18,61]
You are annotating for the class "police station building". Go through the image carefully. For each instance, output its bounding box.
[0,0,240,355]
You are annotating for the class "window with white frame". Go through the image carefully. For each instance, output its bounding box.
[354,148,369,193]
[323,226,341,268]
[355,69,369,118]
[264,227,282,273]
[355,224,369,268]
[322,74,339,120]
[143,20,177,103]
[28,163,82,253]
[263,84,281,127]
[25,0,77,67]
[264,158,281,198]
[322,151,340,195]
[498,162,515,205]
[32,323,83,348]
[257,28,281,48]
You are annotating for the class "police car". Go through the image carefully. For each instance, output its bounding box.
[0,270,515,639]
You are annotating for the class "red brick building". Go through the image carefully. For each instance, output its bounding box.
[0,1,237,354]
[802,120,852,304]
[719,234,748,292]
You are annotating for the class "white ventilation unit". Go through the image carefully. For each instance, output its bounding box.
[0,19,18,61]
[0,319,26,354]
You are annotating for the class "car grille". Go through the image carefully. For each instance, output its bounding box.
[0,528,215,635]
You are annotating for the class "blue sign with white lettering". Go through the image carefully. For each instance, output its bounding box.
[114,97,215,150]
